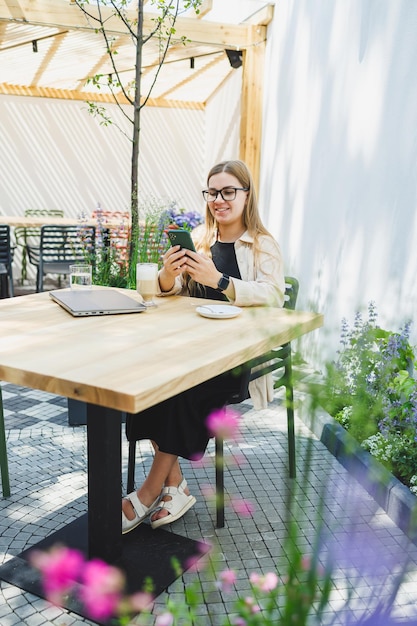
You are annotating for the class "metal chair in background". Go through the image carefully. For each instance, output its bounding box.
[0,224,15,298]
[26,224,95,292]
[14,209,65,283]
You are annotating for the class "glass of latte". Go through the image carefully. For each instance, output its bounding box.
[136,263,159,307]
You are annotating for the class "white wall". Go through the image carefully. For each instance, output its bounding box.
[260,0,417,363]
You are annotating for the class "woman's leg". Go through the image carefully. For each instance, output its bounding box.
[148,441,192,523]
[122,447,178,521]
[151,440,183,486]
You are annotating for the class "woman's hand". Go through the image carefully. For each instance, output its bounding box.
[158,245,188,292]
[183,250,222,289]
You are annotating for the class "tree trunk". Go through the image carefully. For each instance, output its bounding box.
[129,0,144,271]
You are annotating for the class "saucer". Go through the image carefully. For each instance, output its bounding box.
[196,304,242,319]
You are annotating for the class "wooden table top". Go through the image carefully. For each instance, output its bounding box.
[0,290,323,413]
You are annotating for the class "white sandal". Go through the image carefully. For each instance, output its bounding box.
[150,479,196,530]
[122,491,160,535]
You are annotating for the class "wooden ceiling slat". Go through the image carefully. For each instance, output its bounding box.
[157,52,224,100]
[32,30,65,87]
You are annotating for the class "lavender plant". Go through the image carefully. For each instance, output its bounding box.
[324,303,417,489]
[161,202,204,231]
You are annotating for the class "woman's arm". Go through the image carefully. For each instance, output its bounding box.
[228,236,285,308]
[157,245,188,295]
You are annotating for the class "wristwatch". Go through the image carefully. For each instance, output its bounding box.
[216,273,230,292]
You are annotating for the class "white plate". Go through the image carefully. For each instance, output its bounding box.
[196,304,242,319]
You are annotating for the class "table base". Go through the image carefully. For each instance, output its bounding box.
[0,513,207,625]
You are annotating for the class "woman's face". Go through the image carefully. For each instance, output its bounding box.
[207,171,248,230]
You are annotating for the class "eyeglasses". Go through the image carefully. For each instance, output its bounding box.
[202,187,249,202]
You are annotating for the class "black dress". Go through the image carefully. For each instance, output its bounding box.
[125,242,249,460]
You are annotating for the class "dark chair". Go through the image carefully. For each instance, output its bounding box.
[14,209,65,283]
[125,277,299,528]
[0,384,10,498]
[26,225,95,292]
[215,276,299,526]
[0,225,15,298]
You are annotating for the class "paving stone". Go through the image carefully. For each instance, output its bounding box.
[2,383,417,625]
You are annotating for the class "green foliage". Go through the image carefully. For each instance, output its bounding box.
[79,194,202,290]
[322,302,417,488]
[362,432,417,487]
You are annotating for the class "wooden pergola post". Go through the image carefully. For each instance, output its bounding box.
[239,25,268,194]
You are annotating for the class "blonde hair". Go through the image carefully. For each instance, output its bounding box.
[198,160,273,256]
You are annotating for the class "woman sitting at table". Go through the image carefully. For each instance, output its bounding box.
[122,159,285,534]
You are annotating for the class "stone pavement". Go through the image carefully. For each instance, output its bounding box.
[1,380,417,626]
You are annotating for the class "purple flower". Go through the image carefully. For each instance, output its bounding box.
[162,202,204,230]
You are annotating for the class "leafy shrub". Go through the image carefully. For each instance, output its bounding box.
[323,302,417,488]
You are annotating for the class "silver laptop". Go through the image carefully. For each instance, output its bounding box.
[49,288,147,317]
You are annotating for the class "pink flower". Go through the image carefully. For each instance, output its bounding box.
[250,571,278,592]
[79,558,125,621]
[231,498,255,517]
[301,555,311,570]
[29,545,84,605]
[201,484,216,499]
[206,408,241,441]
[155,612,175,626]
[190,455,210,467]
[244,596,261,613]
[230,451,246,467]
[217,568,237,592]
[185,540,211,572]
[128,591,154,612]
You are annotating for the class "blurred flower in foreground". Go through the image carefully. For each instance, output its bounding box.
[216,568,237,592]
[79,558,125,621]
[29,545,83,606]
[250,571,279,592]
[206,407,241,441]
[184,540,211,573]
[155,612,174,626]
[29,544,154,623]
[231,497,256,517]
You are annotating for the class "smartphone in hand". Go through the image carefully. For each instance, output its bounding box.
[167,228,196,253]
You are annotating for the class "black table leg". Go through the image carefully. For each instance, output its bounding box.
[87,403,122,563]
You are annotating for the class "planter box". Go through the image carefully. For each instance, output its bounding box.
[300,402,417,545]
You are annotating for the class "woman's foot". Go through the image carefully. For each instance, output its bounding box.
[122,491,161,535]
[150,479,196,530]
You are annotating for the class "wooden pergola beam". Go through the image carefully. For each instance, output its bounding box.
[0,0,266,49]
[0,81,205,109]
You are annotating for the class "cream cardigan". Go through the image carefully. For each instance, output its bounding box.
[159,229,285,409]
